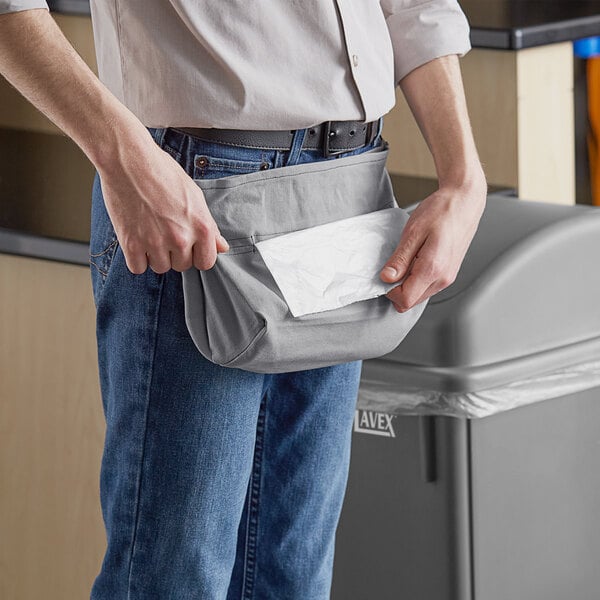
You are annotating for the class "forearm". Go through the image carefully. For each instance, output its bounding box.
[398,54,484,189]
[0,8,149,172]
[0,8,235,275]
[380,54,486,311]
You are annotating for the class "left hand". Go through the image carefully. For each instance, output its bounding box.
[380,176,486,312]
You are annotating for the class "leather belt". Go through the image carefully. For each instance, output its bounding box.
[173,119,380,157]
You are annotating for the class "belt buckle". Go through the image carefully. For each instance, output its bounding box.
[323,121,349,158]
[323,120,375,158]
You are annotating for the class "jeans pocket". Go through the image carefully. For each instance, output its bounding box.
[89,237,119,279]
[193,153,270,179]
[89,171,119,304]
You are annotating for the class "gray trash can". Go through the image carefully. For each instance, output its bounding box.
[331,195,600,600]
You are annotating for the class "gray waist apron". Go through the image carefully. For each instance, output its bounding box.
[182,143,428,373]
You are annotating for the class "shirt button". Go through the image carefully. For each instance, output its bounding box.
[352,54,359,67]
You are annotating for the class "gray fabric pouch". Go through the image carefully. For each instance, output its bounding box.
[182,143,428,373]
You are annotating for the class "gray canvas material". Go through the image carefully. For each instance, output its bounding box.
[182,145,428,373]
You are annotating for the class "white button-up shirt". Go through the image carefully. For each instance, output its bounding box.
[1,0,471,129]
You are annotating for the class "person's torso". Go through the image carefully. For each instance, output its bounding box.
[89,0,396,128]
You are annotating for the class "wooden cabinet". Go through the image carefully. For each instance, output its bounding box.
[0,254,106,599]
[383,43,576,205]
[0,15,105,599]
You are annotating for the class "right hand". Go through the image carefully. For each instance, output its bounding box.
[97,135,229,275]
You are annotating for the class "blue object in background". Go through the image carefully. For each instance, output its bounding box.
[574,37,600,59]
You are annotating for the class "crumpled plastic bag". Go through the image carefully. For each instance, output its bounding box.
[255,207,408,317]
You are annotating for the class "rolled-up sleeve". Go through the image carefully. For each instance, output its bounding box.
[380,0,471,84]
[0,1,48,16]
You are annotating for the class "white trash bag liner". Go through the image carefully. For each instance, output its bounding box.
[357,359,600,419]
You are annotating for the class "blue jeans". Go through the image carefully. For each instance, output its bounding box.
[89,120,383,599]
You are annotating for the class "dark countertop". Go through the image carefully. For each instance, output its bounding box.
[0,228,89,266]
[461,0,600,50]
[47,0,90,15]
[47,0,600,50]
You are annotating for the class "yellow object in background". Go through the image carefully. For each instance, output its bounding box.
[588,56,600,205]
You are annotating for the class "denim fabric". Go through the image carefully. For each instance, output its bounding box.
[89,121,383,599]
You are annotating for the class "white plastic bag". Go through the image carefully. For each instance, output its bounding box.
[255,207,406,317]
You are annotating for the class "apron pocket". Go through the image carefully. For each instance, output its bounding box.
[183,145,428,373]
[182,258,267,365]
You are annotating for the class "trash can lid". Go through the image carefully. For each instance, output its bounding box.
[369,195,600,392]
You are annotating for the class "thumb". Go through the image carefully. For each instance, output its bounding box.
[380,235,420,282]
[216,232,230,253]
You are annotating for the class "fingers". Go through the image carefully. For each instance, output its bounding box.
[414,277,454,306]
[169,250,193,273]
[380,220,423,283]
[388,272,446,313]
[121,240,148,275]
[192,240,218,271]
[99,144,233,276]
[216,233,230,253]
[378,184,486,312]
[145,252,171,274]
[383,236,456,312]
[379,217,429,311]
[125,254,148,275]
[120,232,228,275]
[165,233,195,272]
[385,261,430,312]
[168,227,229,272]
